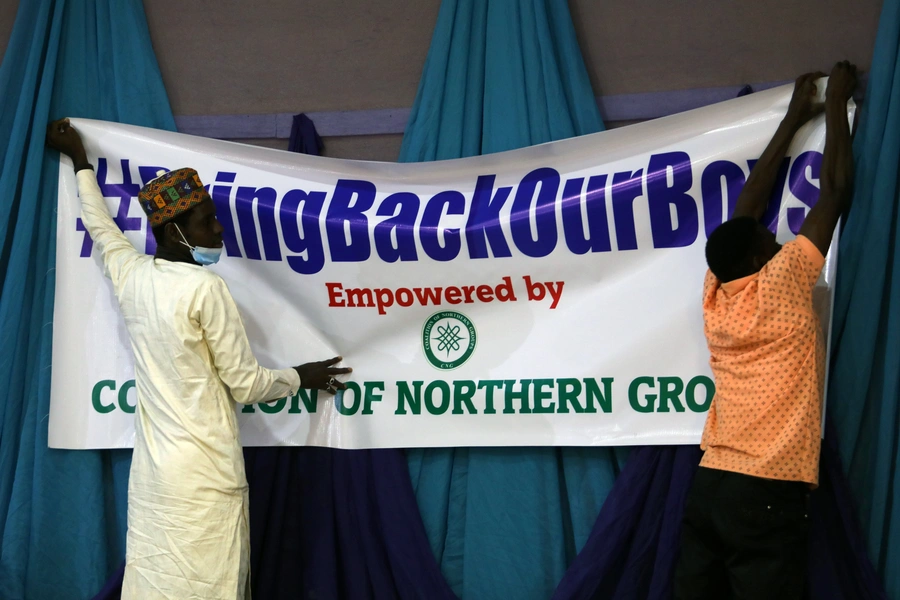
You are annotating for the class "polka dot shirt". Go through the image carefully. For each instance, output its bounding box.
[700,235,826,486]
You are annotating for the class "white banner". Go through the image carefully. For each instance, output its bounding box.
[49,84,852,449]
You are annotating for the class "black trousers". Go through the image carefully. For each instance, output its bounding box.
[674,467,811,600]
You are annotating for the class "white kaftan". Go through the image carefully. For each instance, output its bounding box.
[76,169,300,600]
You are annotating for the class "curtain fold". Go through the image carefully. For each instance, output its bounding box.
[551,427,888,600]
[399,0,603,162]
[0,0,173,597]
[826,0,900,596]
[243,447,457,600]
[551,446,699,600]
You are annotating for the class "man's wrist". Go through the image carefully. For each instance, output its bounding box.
[72,150,92,172]
[825,95,848,110]
[781,111,804,132]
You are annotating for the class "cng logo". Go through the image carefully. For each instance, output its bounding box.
[422,311,477,370]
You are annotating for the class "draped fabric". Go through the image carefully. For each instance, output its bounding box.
[94,444,466,600]
[805,422,887,600]
[0,0,172,597]
[288,113,323,155]
[399,0,604,162]
[552,446,701,600]
[242,448,457,600]
[551,424,887,600]
[399,2,630,598]
[827,0,900,596]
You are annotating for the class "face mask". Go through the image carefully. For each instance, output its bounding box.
[174,224,222,266]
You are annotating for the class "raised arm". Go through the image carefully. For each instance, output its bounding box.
[732,73,825,221]
[46,118,140,287]
[799,61,857,256]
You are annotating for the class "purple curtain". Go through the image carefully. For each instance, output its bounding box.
[242,447,457,599]
[551,446,697,600]
[551,417,886,600]
[288,113,322,155]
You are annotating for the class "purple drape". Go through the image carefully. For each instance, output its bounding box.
[288,113,323,155]
[805,420,887,600]
[551,446,698,600]
[242,447,457,599]
[551,417,886,600]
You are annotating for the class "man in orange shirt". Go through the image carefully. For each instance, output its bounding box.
[675,61,857,600]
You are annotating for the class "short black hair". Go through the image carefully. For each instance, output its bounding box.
[705,217,766,282]
[151,209,194,245]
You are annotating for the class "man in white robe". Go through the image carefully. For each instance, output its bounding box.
[47,118,351,600]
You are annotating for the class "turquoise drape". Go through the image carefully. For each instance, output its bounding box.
[400,2,626,598]
[400,0,603,161]
[0,1,173,597]
[828,0,900,596]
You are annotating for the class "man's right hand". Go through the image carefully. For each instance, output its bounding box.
[46,118,88,166]
[731,70,826,222]
[785,72,826,127]
[294,356,352,395]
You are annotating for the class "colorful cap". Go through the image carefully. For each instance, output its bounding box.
[138,168,210,227]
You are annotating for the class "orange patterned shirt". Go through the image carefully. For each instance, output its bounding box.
[700,235,826,486]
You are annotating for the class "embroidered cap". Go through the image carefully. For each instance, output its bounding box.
[138,168,210,227]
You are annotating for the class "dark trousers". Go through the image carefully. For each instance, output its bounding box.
[674,467,810,600]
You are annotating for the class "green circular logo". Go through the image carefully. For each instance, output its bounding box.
[422,311,477,370]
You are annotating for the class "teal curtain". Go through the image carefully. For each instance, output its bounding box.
[828,0,900,596]
[400,0,603,161]
[400,2,625,598]
[0,1,173,597]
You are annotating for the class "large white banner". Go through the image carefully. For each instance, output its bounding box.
[49,84,852,450]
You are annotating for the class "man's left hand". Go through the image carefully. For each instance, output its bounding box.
[46,118,88,165]
[295,356,352,394]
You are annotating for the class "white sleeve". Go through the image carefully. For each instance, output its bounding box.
[195,275,301,404]
[77,169,141,288]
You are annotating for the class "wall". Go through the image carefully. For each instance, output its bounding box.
[0,0,17,67]
[0,0,882,161]
[571,0,878,96]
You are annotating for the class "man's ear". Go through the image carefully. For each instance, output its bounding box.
[751,253,765,272]
[164,222,179,246]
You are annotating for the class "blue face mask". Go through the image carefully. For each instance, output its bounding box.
[175,224,223,266]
